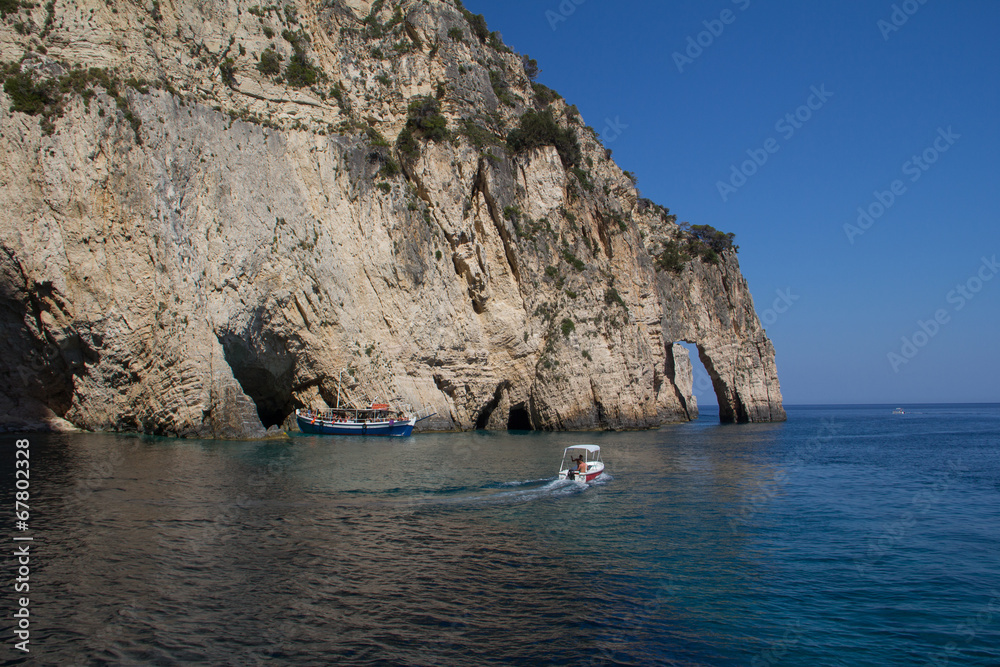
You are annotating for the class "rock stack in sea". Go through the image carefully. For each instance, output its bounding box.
[0,0,785,436]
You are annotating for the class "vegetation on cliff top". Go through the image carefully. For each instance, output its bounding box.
[0,0,739,268]
[655,223,739,273]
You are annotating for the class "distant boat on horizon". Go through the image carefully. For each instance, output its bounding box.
[892,407,905,415]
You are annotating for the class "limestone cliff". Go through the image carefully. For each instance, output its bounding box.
[0,0,785,436]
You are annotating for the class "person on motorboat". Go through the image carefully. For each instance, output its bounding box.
[563,455,587,480]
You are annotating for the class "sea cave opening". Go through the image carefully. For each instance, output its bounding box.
[219,330,295,429]
[677,342,720,421]
[507,405,532,431]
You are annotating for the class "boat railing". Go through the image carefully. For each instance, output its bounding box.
[299,407,412,422]
[414,406,437,420]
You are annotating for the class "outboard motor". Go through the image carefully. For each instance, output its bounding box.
[567,469,576,481]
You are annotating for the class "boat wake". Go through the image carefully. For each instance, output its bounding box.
[418,477,592,507]
[497,477,552,488]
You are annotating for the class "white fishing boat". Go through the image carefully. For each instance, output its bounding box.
[557,444,605,482]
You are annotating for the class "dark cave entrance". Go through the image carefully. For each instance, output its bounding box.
[507,405,532,431]
[219,330,295,429]
[474,383,534,431]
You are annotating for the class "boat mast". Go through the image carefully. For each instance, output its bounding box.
[336,369,343,409]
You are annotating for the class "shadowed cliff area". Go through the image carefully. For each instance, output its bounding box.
[0,0,784,436]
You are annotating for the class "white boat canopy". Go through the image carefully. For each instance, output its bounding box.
[564,444,601,453]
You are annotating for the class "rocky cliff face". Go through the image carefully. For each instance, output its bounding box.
[0,0,785,436]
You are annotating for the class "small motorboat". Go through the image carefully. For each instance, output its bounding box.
[892,407,905,415]
[558,444,605,482]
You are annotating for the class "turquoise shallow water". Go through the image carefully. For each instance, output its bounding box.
[2,404,999,665]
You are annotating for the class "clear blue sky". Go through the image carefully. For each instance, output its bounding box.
[464,0,1000,406]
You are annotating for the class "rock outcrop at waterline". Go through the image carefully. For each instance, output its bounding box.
[0,0,785,436]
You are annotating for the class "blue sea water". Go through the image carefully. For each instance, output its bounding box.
[2,404,999,666]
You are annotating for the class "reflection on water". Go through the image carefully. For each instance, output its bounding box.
[1,406,999,665]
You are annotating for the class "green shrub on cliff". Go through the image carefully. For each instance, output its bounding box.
[459,119,503,152]
[378,157,400,178]
[656,240,687,273]
[654,224,738,273]
[570,167,593,192]
[454,1,489,43]
[285,50,322,88]
[466,13,489,42]
[521,55,540,81]
[3,70,56,116]
[489,70,516,108]
[219,58,237,88]
[0,0,22,18]
[40,0,54,36]
[690,224,737,252]
[562,249,585,271]
[397,97,449,159]
[604,286,626,309]
[260,29,322,88]
[530,82,560,107]
[506,108,580,167]
[285,53,320,86]
[365,126,391,148]
[397,126,418,159]
[3,65,143,140]
[407,97,448,140]
[257,49,282,75]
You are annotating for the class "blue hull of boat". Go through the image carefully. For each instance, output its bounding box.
[297,415,414,437]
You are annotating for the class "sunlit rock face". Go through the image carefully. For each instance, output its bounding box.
[0,0,783,436]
